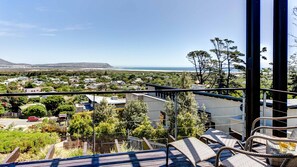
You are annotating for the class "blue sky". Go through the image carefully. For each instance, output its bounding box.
[0,0,296,67]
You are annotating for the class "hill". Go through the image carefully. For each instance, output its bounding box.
[0,58,14,65]
[0,58,112,69]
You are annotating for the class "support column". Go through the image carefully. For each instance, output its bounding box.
[273,0,288,137]
[246,0,261,138]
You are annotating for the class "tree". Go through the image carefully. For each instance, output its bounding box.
[210,37,226,88]
[187,50,213,84]
[68,112,93,141]
[121,100,147,130]
[165,73,208,138]
[41,95,65,116]
[24,82,36,88]
[23,105,47,117]
[132,116,154,139]
[9,96,28,113]
[56,105,76,118]
[94,98,116,125]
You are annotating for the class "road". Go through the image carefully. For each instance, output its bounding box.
[0,118,41,128]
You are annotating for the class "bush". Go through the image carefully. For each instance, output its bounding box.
[0,105,6,116]
[28,97,40,103]
[56,105,76,117]
[23,105,47,117]
[41,95,65,116]
[0,130,59,154]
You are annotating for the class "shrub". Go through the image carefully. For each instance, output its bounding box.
[28,97,40,103]
[23,105,47,117]
[0,130,59,154]
[41,95,65,116]
[56,105,76,117]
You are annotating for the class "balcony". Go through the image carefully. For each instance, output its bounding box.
[1,86,296,167]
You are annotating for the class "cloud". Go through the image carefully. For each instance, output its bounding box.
[0,31,18,37]
[64,23,92,31]
[0,20,36,29]
[35,6,48,12]
[41,28,58,32]
[39,33,56,37]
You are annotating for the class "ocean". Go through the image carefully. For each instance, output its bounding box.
[115,67,242,73]
[116,67,195,72]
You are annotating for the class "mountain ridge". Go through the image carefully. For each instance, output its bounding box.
[0,58,112,68]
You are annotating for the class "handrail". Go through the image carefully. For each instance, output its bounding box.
[261,88,297,96]
[0,88,245,96]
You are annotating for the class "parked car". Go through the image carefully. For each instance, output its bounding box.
[27,116,40,122]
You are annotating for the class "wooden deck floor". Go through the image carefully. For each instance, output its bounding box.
[0,144,266,167]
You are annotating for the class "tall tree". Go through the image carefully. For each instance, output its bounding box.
[187,50,213,84]
[165,73,208,138]
[120,100,147,130]
[210,37,226,88]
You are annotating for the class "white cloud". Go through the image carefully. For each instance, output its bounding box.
[0,31,18,37]
[41,28,59,32]
[64,23,92,31]
[40,33,56,37]
[0,20,36,29]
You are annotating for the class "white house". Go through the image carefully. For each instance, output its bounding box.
[24,87,41,93]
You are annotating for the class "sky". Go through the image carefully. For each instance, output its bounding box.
[0,0,296,67]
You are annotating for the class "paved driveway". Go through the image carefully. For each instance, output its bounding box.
[0,118,41,128]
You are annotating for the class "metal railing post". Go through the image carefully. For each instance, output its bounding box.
[92,94,96,154]
[174,92,178,139]
[263,91,267,134]
[242,91,246,141]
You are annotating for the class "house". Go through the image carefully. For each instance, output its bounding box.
[84,78,96,83]
[111,80,126,85]
[33,80,44,86]
[86,95,126,108]
[24,87,41,93]
[101,75,111,80]
[132,78,143,84]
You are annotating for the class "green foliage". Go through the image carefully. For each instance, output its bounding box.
[0,130,59,154]
[56,85,71,92]
[165,73,208,138]
[56,105,76,117]
[177,112,207,138]
[9,96,28,112]
[41,95,65,116]
[0,84,7,93]
[29,120,66,135]
[94,99,116,124]
[121,100,147,130]
[23,104,47,117]
[41,87,53,92]
[24,82,36,88]
[132,116,154,139]
[28,97,41,103]
[132,117,167,142]
[0,105,6,115]
[68,112,93,141]
[72,95,88,103]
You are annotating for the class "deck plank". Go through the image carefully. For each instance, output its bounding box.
[0,143,267,167]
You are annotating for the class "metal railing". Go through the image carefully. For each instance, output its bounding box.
[0,87,246,155]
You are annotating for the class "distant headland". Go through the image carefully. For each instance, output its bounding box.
[0,58,112,69]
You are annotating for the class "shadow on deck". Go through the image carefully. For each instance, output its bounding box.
[0,144,265,167]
